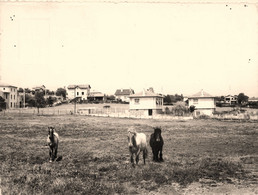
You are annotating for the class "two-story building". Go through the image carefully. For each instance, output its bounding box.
[0,83,18,109]
[129,89,163,116]
[187,89,215,116]
[67,84,91,101]
[224,95,238,105]
[115,88,135,102]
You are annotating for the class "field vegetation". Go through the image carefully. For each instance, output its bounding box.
[0,114,257,194]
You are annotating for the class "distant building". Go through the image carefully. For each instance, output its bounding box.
[115,88,134,102]
[0,83,18,109]
[32,85,46,93]
[224,95,238,105]
[248,97,258,102]
[129,89,163,116]
[187,90,215,116]
[67,84,91,101]
[88,92,105,102]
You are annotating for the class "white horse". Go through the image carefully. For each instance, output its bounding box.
[127,128,148,167]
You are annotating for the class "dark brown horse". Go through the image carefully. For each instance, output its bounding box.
[47,127,59,162]
[150,127,164,162]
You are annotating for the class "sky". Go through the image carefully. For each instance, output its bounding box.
[0,0,257,97]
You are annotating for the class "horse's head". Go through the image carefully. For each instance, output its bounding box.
[48,126,55,142]
[153,127,162,142]
[127,129,137,149]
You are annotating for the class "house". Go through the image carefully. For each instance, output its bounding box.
[129,89,163,116]
[115,88,134,102]
[32,85,46,94]
[67,84,91,101]
[88,92,105,102]
[0,83,18,109]
[248,97,258,102]
[224,95,238,105]
[187,90,215,116]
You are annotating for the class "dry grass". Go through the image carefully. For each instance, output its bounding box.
[0,114,257,194]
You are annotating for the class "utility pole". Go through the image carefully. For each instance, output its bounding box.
[74,87,76,114]
[23,88,25,108]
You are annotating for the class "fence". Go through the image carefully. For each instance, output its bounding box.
[0,107,194,120]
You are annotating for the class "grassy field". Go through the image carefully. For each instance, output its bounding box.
[0,114,258,194]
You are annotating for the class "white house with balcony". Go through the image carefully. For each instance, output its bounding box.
[67,84,91,101]
[0,83,18,109]
[224,95,238,105]
[129,89,163,116]
[186,90,215,116]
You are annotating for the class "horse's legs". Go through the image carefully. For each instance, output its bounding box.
[159,146,164,162]
[54,147,58,160]
[152,148,155,161]
[136,154,139,165]
[131,154,135,167]
[143,149,147,165]
[49,148,52,161]
[154,148,159,162]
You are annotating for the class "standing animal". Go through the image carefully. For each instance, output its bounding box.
[150,127,164,162]
[127,129,148,167]
[47,126,59,162]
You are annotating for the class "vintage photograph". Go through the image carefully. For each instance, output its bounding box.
[0,0,257,194]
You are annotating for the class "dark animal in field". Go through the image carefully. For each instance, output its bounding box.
[127,128,148,167]
[47,127,59,162]
[150,127,164,162]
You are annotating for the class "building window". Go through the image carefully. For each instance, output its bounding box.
[14,95,15,100]
[156,98,162,105]
[5,94,8,99]
[82,92,84,95]
[77,92,79,95]
[193,99,198,104]
[11,95,12,99]
[134,98,140,104]
[11,102,12,108]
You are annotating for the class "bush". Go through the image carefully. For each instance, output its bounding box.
[172,102,189,116]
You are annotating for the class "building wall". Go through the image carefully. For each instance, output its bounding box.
[188,98,215,110]
[194,108,215,116]
[0,86,18,109]
[129,97,163,110]
[129,108,163,116]
[117,95,130,102]
[67,88,90,100]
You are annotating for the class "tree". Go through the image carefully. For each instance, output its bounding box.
[25,88,31,94]
[0,96,6,110]
[18,88,24,93]
[163,95,172,105]
[25,94,36,107]
[47,96,55,107]
[35,91,46,113]
[56,88,67,99]
[237,93,249,105]
[173,102,188,116]
[189,105,195,113]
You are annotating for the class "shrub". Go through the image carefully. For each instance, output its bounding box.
[172,102,189,116]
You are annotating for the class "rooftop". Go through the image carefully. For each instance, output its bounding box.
[188,90,214,98]
[129,90,163,98]
[67,84,91,89]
